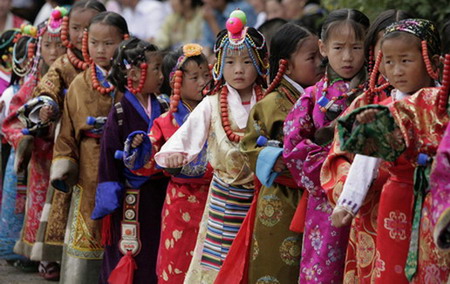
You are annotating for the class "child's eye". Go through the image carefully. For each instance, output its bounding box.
[225,61,233,64]
[71,26,78,31]
[244,60,252,64]
[333,46,341,50]
[353,46,363,50]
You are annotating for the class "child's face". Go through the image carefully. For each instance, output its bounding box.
[69,8,98,50]
[287,35,323,87]
[222,48,258,94]
[180,60,211,103]
[319,24,365,80]
[381,36,434,94]
[142,53,164,94]
[40,32,66,67]
[88,23,123,70]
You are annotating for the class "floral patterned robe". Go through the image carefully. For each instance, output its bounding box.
[283,70,365,283]
[337,87,450,283]
[128,100,212,283]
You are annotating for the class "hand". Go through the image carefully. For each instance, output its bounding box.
[273,156,286,173]
[331,206,354,227]
[39,105,54,123]
[131,134,144,148]
[356,109,380,124]
[165,153,187,168]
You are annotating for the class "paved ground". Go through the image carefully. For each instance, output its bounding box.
[0,259,51,284]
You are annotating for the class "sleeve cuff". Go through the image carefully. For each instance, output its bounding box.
[123,130,152,171]
[91,181,124,220]
[50,157,78,192]
[256,146,283,187]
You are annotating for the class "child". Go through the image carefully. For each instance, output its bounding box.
[29,0,105,265]
[321,10,412,282]
[89,37,169,284]
[283,8,369,283]
[123,44,213,283]
[337,19,450,283]
[153,11,268,283]
[2,11,66,279]
[0,29,35,268]
[49,11,128,284]
[228,23,323,284]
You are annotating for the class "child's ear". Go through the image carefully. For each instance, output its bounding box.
[431,54,441,72]
[285,59,293,75]
[127,67,140,82]
[318,39,327,58]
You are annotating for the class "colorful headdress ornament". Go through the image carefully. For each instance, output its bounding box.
[384,18,440,80]
[212,9,268,81]
[170,43,204,112]
[46,7,68,37]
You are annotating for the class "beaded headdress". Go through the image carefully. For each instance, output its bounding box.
[45,7,68,38]
[11,25,37,77]
[212,10,268,81]
[385,18,440,56]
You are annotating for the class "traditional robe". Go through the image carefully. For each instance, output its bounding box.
[320,85,390,283]
[338,87,450,283]
[239,77,303,284]
[51,65,122,284]
[28,52,82,262]
[283,70,366,283]
[97,91,169,284]
[2,75,51,259]
[155,84,256,283]
[128,100,212,283]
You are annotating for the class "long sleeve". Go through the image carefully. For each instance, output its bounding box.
[155,97,211,168]
[335,154,381,214]
[283,90,327,193]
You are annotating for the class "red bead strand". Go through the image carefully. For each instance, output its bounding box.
[264,59,287,96]
[170,70,183,113]
[60,16,73,48]
[82,30,92,64]
[127,62,148,94]
[422,41,439,81]
[438,54,450,113]
[91,63,115,94]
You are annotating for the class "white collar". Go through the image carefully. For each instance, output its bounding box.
[225,83,256,129]
[283,75,305,94]
[392,89,408,101]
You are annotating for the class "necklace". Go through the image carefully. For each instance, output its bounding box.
[67,48,88,70]
[219,84,263,143]
[91,64,114,94]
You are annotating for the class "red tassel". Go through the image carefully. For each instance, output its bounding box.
[108,251,137,284]
[289,191,309,233]
[101,214,112,246]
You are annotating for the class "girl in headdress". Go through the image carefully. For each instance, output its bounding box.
[153,10,268,283]
[49,11,128,284]
[337,18,450,283]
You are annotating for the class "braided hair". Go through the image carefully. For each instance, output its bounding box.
[108,37,158,93]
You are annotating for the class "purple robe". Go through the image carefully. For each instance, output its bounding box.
[430,122,450,250]
[283,75,356,283]
[97,91,169,284]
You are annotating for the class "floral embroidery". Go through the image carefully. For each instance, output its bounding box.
[309,226,323,252]
[384,210,408,240]
[279,236,301,265]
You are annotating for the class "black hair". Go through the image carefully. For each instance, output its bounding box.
[190,0,203,9]
[10,35,36,85]
[320,8,370,43]
[0,29,20,69]
[88,11,129,35]
[69,0,106,16]
[364,9,413,60]
[269,23,313,81]
[442,20,450,55]
[258,18,287,51]
[161,50,181,96]
[294,5,327,35]
[55,0,75,5]
[109,37,159,92]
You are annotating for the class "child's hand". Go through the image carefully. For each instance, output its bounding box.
[356,109,380,124]
[165,153,187,168]
[39,105,54,123]
[131,134,144,148]
[331,207,354,227]
[273,156,286,173]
